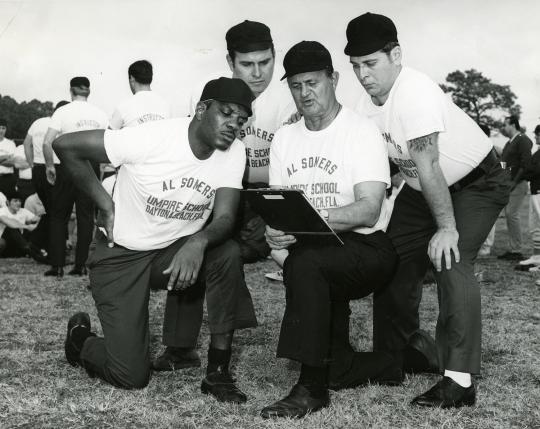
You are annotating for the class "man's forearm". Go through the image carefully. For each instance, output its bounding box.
[189,214,236,250]
[418,163,456,230]
[43,142,55,167]
[328,199,381,231]
[0,217,27,229]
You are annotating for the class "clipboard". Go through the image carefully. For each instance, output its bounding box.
[242,188,344,246]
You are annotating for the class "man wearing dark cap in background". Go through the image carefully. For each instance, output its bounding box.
[261,41,400,419]
[0,118,17,196]
[43,77,108,278]
[345,13,511,408]
[153,19,294,373]
[56,77,258,401]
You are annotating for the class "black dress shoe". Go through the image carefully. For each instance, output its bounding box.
[45,266,64,278]
[201,368,247,403]
[68,266,88,276]
[152,347,201,371]
[403,330,440,374]
[329,351,403,391]
[65,312,95,367]
[261,384,330,419]
[411,376,476,408]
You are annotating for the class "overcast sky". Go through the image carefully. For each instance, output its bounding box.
[1,0,539,136]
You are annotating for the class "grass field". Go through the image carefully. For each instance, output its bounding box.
[1,213,539,428]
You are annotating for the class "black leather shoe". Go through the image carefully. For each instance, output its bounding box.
[404,330,440,374]
[68,266,88,276]
[329,351,403,391]
[411,376,476,408]
[152,347,201,371]
[201,368,247,403]
[45,266,64,279]
[261,384,329,419]
[65,312,95,367]
[497,251,523,261]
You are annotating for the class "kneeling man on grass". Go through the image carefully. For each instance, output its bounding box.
[54,77,258,403]
[261,41,401,419]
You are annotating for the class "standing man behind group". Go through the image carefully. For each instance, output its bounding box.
[153,19,294,372]
[346,13,511,408]
[23,100,70,252]
[0,119,16,196]
[497,115,532,261]
[110,60,171,130]
[43,77,108,278]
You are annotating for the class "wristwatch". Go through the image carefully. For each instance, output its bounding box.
[319,209,329,221]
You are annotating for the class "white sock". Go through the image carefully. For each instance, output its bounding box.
[444,370,472,387]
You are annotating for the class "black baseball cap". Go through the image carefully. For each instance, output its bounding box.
[344,13,398,56]
[226,20,273,53]
[281,41,333,80]
[70,76,90,88]
[200,77,255,116]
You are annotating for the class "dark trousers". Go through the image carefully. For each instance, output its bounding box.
[0,227,29,257]
[16,178,35,205]
[0,173,16,196]
[81,234,257,389]
[31,165,51,251]
[48,164,95,267]
[276,231,398,367]
[373,164,511,374]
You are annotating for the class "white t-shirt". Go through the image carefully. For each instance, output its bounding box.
[354,67,493,191]
[0,206,35,237]
[109,90,171,129]
[104,117,245,251]
[0,192,6,207]
[27,116,58,164]
[269,106,390,235]
[191,76,295,185]
[0,137,16,174]
[50,99,108,140]
[14,145,32,179]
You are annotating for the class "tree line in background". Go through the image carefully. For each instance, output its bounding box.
[0,69,522,140]
[0,94,53,141]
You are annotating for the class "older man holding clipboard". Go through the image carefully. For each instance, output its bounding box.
[260,41,400,419]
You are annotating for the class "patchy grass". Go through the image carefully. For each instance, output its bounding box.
[1,213,539,428]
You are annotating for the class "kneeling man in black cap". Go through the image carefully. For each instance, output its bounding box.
[55,77,258,403]
[261,41,401,419]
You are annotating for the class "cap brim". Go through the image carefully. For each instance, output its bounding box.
[214,97,253,117]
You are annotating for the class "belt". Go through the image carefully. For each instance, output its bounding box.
[448,149,499,193]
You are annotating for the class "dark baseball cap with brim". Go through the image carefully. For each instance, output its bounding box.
[200,77,255,117]
[70,76,90,88]
[344,13,398,56]
[281,41,333,80]
[226,20,273,53]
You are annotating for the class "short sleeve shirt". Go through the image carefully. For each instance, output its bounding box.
[109,91,171,129]
[0,138,16,174]
[269,106,390,235]
[27,117,57,164]
[0,206,35,237]
[104,117,245,250]
[355,67,492,191]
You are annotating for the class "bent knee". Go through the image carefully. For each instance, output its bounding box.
[107,366,151,390]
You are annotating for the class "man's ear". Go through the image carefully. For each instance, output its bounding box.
[390,46,402,65]
[226,54,235,73]
[195,101,208,120]
[331,71,340,90]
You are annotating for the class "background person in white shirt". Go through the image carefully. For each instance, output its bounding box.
[346,13,512,408]
[42,77,108,278]
[109,59,171,130]
[55,77,258,403]
[22,100,70,254]
[0,118,17,196]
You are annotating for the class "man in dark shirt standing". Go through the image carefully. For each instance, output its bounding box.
[517,124,540,268]
[498,115,532,260]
